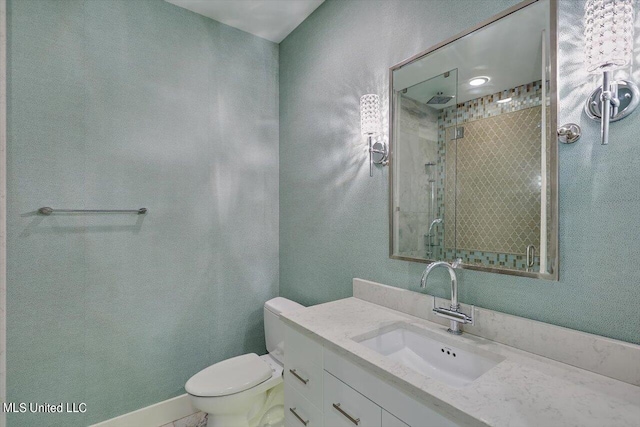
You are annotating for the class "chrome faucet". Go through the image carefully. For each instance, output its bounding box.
[420,258,473,335]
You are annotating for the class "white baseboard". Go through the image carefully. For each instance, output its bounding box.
[91,394,197,427]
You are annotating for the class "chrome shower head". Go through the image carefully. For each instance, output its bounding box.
[426,95,454,105]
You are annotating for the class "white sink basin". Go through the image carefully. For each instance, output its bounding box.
[355,323,504,388]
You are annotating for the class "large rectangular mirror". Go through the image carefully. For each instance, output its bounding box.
[389,0,557,280]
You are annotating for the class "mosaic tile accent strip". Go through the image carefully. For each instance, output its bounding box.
[444,248,539,271]
[441,80,545,125]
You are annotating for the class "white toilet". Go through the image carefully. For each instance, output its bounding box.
[185,297,304,427]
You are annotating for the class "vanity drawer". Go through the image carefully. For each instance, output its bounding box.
[324,347,466,427]
[284,323,323,367]
[323,371,382,427]
[284,357,323,408]
[284,323,324,407]
[285,384,323,427]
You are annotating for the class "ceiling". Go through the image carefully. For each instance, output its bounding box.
[165,0,325,43]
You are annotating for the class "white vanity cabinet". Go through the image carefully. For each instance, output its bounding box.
[285,383,323,427]
[382,411,410,427]
[284,323,466,427]
[284,324,324,427]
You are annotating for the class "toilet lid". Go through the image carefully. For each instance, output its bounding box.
[185,353,272,397]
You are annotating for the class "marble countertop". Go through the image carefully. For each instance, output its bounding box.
[280,297,640,427]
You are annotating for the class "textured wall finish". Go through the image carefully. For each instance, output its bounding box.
[0,1,6,426]
[279,0,640,345]
[7,0,278,426]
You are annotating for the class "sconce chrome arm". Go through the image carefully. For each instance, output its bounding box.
[368,135,373,177]
[600,71,615,145]
[585,74,639,145]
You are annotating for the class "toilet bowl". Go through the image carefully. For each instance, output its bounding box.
[185,297,304,427]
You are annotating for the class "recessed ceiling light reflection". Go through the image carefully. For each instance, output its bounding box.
[469,76,490,86]
[496,97,512,104]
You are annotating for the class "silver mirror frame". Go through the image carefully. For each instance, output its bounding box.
[388,0,559,281]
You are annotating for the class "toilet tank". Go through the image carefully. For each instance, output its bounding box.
[264,297,304,364]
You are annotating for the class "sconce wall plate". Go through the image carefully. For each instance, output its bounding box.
[371,140,388,165]
[585,79,640,122]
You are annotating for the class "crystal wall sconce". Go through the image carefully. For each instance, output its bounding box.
[584,0,638,145]
[360,94,388,176]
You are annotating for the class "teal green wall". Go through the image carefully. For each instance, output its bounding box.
[7,0,279,425]
[279,0,640,345]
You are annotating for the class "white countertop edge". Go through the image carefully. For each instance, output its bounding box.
[280,297,640,427]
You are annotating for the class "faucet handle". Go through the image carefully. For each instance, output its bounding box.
[451,258,462,268]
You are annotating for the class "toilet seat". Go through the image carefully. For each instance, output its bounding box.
[185,353,272,397]
[186,355,285,426]
[185,297,303,426]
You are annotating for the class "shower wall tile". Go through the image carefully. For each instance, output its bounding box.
[444,138,456,251]
[439,80,544,268]
[442,80,545,125]
[444,248,536,271]
[455,107,542,255]
[398,211,429,254]
[396,96,439,257]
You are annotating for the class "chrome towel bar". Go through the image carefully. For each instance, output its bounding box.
[38,207,147,215]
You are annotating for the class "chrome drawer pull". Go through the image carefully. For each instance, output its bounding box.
[289,368,309,384]
[332,403,360,425]
[289,407,309,426]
